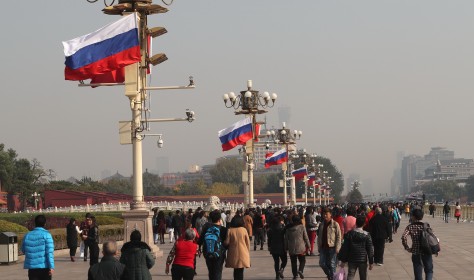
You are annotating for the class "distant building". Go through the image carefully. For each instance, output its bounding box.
[156,156,170,176]
[100,171,130,184]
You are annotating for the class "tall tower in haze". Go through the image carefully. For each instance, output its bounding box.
[278,106,291,127]
[156,156,169,176]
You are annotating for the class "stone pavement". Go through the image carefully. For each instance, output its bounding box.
[2,215,474,279]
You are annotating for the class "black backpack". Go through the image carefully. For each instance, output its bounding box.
[420,222,440,255]
[203,225,223,260]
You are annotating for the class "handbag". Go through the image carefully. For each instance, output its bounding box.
[334,266,346,280]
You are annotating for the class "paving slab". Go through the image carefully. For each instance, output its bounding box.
[1,215,473,279]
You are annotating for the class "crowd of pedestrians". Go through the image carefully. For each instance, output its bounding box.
[20,199,453,280]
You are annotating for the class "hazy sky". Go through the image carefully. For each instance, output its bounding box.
[1,1,473,194]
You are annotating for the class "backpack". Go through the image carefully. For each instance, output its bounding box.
[203,225,223,260]
[420,223,440,255]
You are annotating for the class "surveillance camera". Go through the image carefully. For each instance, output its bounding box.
[186,109,195,122]
[265,144,270,150]
[157,139,164,148]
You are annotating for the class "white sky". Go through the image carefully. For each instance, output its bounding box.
[1,1,473,194]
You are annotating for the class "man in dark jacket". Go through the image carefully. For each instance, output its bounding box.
[338,216,374,280]
[443,201,450,223]
[88,241,128,280]
[198,209,228,280]
[368,207,392,266]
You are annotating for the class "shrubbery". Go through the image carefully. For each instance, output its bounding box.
[0,219,28,233]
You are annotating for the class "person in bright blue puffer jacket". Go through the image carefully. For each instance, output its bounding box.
[22,214,55,280]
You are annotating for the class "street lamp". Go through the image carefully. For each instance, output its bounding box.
[266,122,301,207]
[223,80,277,208]
[292,149,317,205]
[31,192,40,210]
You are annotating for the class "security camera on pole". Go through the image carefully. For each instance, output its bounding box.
[66,0,196,257]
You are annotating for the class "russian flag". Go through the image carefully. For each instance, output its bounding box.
[63,13,140,82]
[308,173,316,185]
[264,148,288,168]
[292,167,307,181]
[218,118,253,151]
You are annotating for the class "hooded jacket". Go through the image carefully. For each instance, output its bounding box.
[338,228,374,264]
[120,241,155,280]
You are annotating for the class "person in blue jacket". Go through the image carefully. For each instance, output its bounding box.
[22,214,55,280]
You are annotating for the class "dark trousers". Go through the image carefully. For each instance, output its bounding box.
[233,268,244,280]
[28,268,51,280]
[254,228,265,248]
[205,256,224,280]
[83,241,89,259]
[289,254,306,277]
[373,238,385,264]
[171,264,195,280]
[69,245,77,257]
[88,242,100,266]
[272,253,288,273]
[412,254,433,280]
[347,262,368,280]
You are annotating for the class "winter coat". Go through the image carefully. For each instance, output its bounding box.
[21,227,55,269]
[66,224,79,249]
[243,215,253,237]
[267,224,286,255]
[88,255,129,280]
[338,228,374,264]
[120,241,155,280]
[317,219,342,252]
[368,214,391,240]
[284,224,310,256]
[224,227,250,268]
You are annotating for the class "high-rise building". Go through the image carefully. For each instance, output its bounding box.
[278,106,291,128]
[156,156,169,176]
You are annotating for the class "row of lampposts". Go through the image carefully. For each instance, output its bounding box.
[222,80,277,208]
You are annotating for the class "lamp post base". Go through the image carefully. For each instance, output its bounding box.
[122,209,162,258]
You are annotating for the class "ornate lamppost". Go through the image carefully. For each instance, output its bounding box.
[223,80,277,208]
[266,123,301,206]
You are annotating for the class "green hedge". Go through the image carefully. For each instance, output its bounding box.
[0,212,124,230]
[0,219,28,233]
[17,224,124,254]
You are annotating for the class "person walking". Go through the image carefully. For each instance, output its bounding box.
[165,228,199,280]
[224,216,251,280]
[66,218,82,262]
[198,209,228,280]
[454,202,461,223]
[22,215,55,280]
[88,241,128,280]
[443,201,450,223]
[243,210,253,242]
[252,209,265,251]
[268,215,288,280]
[285,215,310,280]
[428,203,436,219]
[338,216,374,280]
[304,207,318,256]
[80,213,92,261]
[120,230,155,280]
[317,208,342,280]
[368,207,391,266]
[172,210,185,241]
[401,208,437,280]
[156,210,167,244]
[167,212,176,243]
[83,216,100,266]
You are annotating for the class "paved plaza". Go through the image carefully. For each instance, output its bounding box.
[2,215,474,279]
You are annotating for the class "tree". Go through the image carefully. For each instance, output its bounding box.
[466,175,474,202]
[346,188,363,203]
[143,171,167,196]
[209,157,243,186]
[208,182,239,195]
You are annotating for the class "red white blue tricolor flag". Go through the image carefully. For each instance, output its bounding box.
[218,117,253,151]
[264,148,288,168]
[62,13,140,82]
[292,167,308,181]
[308,173,316,185]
